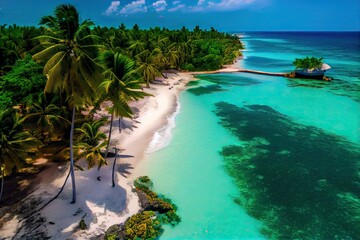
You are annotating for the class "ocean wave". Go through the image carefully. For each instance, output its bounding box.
[146,96,181,153]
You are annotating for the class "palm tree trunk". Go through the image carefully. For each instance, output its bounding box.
[69,106,77,203]
[0,167,4,203]
[104,111,114,158]
[112,148,118,187]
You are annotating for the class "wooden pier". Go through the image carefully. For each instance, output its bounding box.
[236,69,287,77]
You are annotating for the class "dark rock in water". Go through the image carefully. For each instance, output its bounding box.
[286,71,331,81]
[106,211,162,240]
[136,188,174,214]
[104,224,122,240]
[136,188,151,209]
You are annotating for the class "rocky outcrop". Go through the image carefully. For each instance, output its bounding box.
[104,176,181,240]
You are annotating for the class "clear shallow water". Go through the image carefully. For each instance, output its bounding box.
[135,32,360,239]
[136,91,264,239]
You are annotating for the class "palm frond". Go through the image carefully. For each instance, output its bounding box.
[32,43,65,63]
[43,51,67,75]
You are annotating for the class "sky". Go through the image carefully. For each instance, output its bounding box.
[0,0,360,31]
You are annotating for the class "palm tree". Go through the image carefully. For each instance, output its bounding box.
[112,147,120,187]
[293,57,323,70]
[33,4,103,203]
[178,39,193,66]
[154,37,180,70]
[75,119,107,169]
[0,108,42,202]
[24,93,69,142]
[128,40,145,58]
[135,50,161,87]
[99,51,148,157]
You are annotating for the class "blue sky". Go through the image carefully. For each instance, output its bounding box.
[0,0,359,31]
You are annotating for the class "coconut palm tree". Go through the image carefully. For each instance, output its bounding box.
[0,108,42,202]
[99,51,148,157]
[75,119,107,169]
[154,37,180,70]
[135,50,161,88]
[128,40,145,58]
[293,57,323,70]
[32,4,103,203]
[24,93,69,142]
[178,39,193,66]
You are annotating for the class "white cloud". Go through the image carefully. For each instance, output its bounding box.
[209,0,255,10]
[104,0,257,16]
[104,1,120,16]
[168,3,185,12]
[190,0,255,12]
[152,0,167,12]
[119,0,147,15]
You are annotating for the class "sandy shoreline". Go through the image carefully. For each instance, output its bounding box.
[0,62,241,239]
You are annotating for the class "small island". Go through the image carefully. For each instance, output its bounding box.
[290,56,331,81]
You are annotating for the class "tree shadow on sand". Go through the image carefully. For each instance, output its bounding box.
[113,118,138,132]
[9,165,129,239]
[117,163,134,178]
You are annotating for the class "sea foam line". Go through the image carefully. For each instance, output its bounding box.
[146,95,181,153]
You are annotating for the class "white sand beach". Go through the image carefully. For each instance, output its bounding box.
[0,62,241,239]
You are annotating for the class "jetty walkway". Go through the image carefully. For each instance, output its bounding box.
[236,69,287,77]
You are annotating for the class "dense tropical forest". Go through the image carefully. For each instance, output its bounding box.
[0,4,243,204]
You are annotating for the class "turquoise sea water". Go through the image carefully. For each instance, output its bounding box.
[135,32,360,239]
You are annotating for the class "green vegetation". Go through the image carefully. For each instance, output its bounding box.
[0,55,46,110]
[0,24,41,75]
[293,56,323,70]
[105,176,181,239]
[75,119,108,169]
[0,3,242,204]
[0,108,43,201]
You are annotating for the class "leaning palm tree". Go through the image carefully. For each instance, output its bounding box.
[0,108,42,202]
[99,51,149,157]
[32,4,103,203]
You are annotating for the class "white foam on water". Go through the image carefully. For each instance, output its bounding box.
[146,96,181,153]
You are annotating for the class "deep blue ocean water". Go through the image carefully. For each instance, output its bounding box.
[136,32,360,239]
